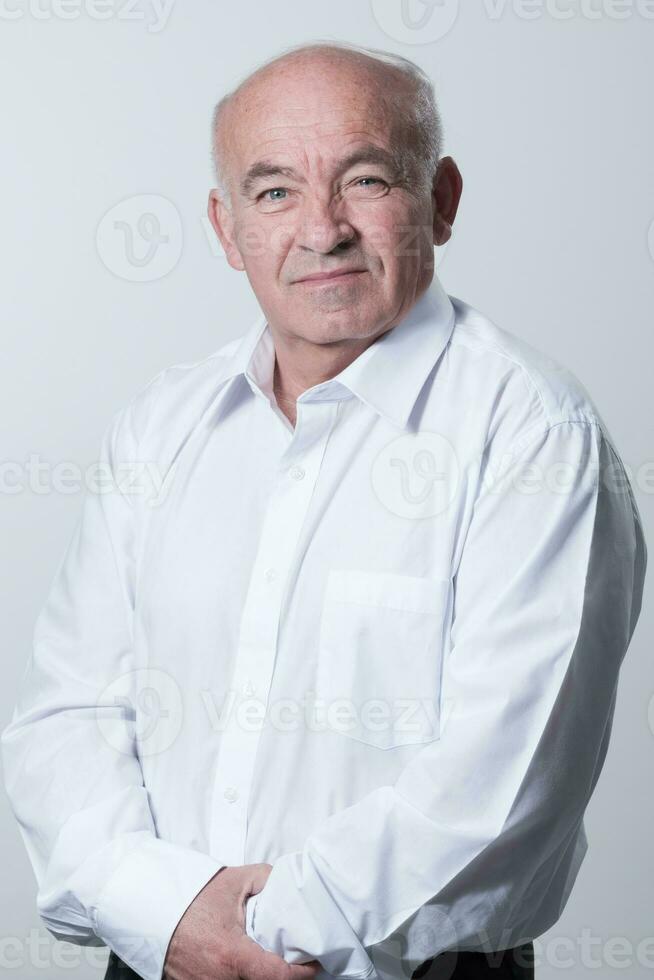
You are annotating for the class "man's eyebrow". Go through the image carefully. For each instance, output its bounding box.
[240,162,298,198]
[239,144,403,198]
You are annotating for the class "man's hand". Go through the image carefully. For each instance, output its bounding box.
[163,862,322,980]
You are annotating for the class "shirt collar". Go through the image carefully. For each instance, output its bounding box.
[214,274,456,430]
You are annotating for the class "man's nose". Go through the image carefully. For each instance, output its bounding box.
[295,195,356,254]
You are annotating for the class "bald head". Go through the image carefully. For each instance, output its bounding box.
[211,41,443,210]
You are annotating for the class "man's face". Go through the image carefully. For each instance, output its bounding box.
[209,57,454,347]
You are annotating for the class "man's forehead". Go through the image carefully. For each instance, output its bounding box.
[236,52,397,108]
[221,57,409,187]
[233,97,394,143]
[229,60,397,139]
[229,107,399,176]
[244,116,394,150]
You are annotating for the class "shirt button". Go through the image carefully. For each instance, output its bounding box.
[264,567,277,583]
[242,680,256,697]
[289,465,305,481]
[223,786,239,803]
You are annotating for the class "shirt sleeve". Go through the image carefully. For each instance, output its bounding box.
[243,419,647,980]
[0,402,225,980]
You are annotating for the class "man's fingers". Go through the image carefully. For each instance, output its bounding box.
[288,960,322,978]
[236,935,321,980]
[235,934,288,980]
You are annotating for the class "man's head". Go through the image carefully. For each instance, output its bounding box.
[207,41,462,350]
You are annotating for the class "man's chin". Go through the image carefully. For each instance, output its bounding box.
[295,316,383,347]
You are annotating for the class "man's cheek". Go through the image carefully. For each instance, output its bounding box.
[392,220,433,261]
[361,220,393,254]
[270,220,300,260]
[237,223,268,261]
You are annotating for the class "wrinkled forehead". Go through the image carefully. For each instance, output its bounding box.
[224,61,409,176]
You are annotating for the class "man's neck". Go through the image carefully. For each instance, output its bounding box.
[272,365,299,428]
[270,329,377,428]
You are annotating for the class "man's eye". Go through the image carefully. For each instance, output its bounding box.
[259,188,287,202]
[351,176,389,196]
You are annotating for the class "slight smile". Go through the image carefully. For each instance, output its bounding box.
[295,269,368,285]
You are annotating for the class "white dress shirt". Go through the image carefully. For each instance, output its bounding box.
[1,274,646,980]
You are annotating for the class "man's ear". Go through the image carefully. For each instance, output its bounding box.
[431,156,463,248]
[207,189,245,271]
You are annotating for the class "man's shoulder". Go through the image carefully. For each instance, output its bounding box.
[114,333,245,458]
[447,295,604,435]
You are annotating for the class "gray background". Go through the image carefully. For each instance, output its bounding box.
[1,1,652,976]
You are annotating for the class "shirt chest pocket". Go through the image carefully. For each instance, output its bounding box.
[315,569,450,750]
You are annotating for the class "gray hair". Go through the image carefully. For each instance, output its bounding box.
[210,39,444,210]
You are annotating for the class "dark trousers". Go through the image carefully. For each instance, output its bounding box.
[104,941,534,979]
[411,942,534,978]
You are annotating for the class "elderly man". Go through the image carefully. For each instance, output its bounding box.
[2,39,646,980]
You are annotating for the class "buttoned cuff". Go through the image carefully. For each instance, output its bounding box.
[91,838,225,980]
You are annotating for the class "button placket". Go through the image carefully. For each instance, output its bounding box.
[208,402,339,864]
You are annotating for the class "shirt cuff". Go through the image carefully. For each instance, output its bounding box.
[91,837,225,980]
